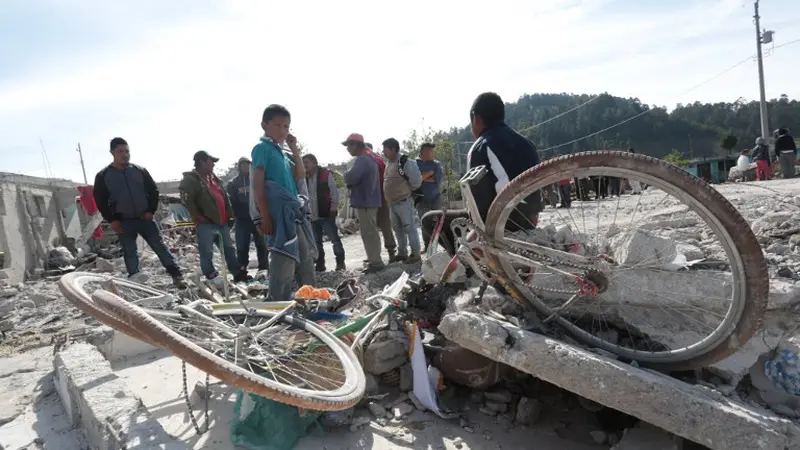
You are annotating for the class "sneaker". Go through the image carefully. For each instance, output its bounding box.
[172,275,188,289]
[362,264,385,274]
[128,272,149,283]
[404,254,422,264]
[233,271,253,283]
[335,261,346,271]
[390,254,408,263]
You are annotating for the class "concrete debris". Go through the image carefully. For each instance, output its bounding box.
[514,397,542,425]
[362,331,409,375]
[392,402,414,418]
[422,252,466,284]
[611,423,680,450]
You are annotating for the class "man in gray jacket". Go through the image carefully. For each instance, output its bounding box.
[381,138,423,264]
[93,137,185,287]
[343,133,384,273]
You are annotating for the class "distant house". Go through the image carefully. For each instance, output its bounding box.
[684,155,739,184]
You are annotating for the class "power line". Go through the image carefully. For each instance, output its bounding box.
[537,54,756,154]
[517,95,600,135]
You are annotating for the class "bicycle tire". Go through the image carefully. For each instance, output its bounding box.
[58,272,155,345]
[91,289,366,411]
[484,151,768,370]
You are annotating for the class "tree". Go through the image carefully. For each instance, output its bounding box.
[433,93,800,159]
[663,149,689,167]
[720,135,738,151]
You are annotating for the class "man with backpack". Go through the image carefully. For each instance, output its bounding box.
[382,138,423,264]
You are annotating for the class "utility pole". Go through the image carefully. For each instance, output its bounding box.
[754,0,771,141]
[76,142,88,184]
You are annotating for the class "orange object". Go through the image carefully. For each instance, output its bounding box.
[295,285,331,300]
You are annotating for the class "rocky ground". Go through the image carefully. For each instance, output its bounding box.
[3,178,800,448]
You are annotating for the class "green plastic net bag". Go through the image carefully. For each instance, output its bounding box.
[230,389,322,450]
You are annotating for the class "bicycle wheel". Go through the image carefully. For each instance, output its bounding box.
[58,272,176,344]
[91,289,365,411]
[483,151,768,370]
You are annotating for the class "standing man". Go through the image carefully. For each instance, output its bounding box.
[382,138,423,264]
[94,137,186,287]
[303,153,346,272]
[226,157,269,275]
[420,92,542,256]
[250,104,316,301]
[775,128,797,179]
[180,151,247,287]
[626,148,642,194]
[416,143,444,251]
[365,142,398,262]
[343,133,385,273]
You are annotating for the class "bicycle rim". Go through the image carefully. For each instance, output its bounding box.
[91,289,365,411]
[484,151,768,370]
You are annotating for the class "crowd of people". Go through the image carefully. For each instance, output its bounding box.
[89,92,541,302]
[95,92,789,303]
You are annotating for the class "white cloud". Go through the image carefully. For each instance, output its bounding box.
[1,0,799,182]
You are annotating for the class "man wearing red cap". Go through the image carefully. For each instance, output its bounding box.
[365,142,398,262]
[343,133,385,273]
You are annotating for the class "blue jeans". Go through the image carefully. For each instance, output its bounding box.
[269,224,316,302]
[234,218,269,270]
[390,198,421,257]
[311,218,345,267]
[118,219,180,277]
[196,223,239,278]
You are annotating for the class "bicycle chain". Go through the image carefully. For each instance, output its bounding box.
[449,217,592,295]
[182,361,210,435]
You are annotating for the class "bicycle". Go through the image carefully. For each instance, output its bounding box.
[59,269,411,411]
[440,150,768,371]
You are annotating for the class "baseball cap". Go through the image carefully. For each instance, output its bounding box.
[193,150,219,163]
[238,156,251,164]
[341,133,365,146]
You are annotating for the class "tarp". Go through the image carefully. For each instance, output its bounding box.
[77,186,103,239]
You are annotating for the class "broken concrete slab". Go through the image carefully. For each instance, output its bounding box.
[439,311,800,450]
[0,347,53,426]
[54,342,188,449]
[611,423,681,450]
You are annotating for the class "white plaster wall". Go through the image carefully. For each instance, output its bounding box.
[0,181,74,283]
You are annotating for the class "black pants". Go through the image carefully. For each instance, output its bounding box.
[558,184,571,207]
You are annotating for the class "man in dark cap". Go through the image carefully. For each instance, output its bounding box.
[180,151,247,288]
[226,156,269,275]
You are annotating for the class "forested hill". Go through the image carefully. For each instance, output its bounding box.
[437,93,800,159]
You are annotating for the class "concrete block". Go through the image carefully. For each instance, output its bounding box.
[89,325,159,362]
[54,343,188,450]
[439,312,800,450]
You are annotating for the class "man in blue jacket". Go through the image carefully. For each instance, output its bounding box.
[343,133,385,273]
[420,92,542,256]
[93,137,185,287]
[226,157,269,274]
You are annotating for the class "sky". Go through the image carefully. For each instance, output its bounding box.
[1,0,799,182]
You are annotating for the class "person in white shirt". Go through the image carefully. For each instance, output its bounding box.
[736,150,752,181]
